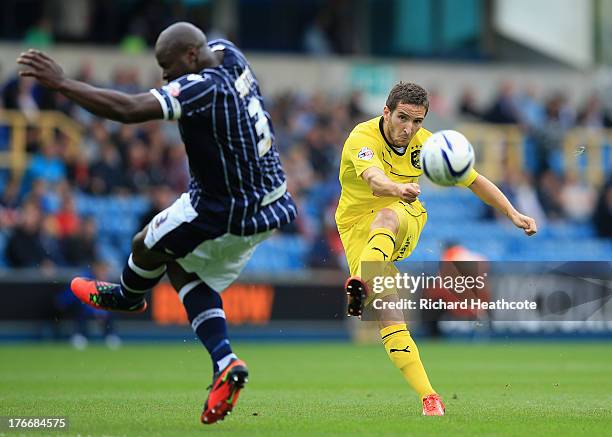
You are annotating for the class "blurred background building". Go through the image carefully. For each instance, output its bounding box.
[0,0,611,342]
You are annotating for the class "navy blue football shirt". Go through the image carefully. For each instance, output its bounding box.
[151,39,297,238]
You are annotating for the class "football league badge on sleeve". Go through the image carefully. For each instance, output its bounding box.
[162,81,181,97]
[358,147,374,161]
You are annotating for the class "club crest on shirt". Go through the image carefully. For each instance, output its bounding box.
[162,81,181,97]
[358,147,374,161]
[410,144,422,169]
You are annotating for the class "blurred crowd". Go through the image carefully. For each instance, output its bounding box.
[454,82,612,238]
[1,70,612,271]
[0,67,187,270]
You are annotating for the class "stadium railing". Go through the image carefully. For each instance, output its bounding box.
[0,110,82,183]
[458,123,612,185]
[1,113,610,187]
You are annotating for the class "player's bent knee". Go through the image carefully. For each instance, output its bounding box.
[371,208,399,234]
[131,229,149,257]
[131,227,176,266]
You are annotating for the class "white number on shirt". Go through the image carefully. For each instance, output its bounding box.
[247,97,272,157]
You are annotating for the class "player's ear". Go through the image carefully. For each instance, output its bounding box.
[187,46,198,66]
[383,106,391,120]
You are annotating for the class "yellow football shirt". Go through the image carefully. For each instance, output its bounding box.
[335,116,478,233]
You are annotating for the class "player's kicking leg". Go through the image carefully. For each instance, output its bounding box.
[71,227,171,312]
[166,262,247,424]
[344,207,445,416]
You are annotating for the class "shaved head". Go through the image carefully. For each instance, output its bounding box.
[156,22,207,58]
[154,22,218,82]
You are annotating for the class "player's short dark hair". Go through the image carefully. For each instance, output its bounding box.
[385,82,429,113]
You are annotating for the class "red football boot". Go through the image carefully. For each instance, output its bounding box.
[201,359,249,424]
[422,393,445,416]
[70,277,147,313]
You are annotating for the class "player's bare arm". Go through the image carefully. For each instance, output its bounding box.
[361,167,420,203]
[468,174,537,236]
[17,49,162,123]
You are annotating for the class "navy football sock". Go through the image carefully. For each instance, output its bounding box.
[180,280,236,373]
[120,254,166,301]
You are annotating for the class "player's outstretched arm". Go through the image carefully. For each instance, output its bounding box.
[468,174,537,236]
[362,167,420,202]
[17,49,162,123]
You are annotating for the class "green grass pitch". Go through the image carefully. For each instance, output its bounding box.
[1,341,611,436]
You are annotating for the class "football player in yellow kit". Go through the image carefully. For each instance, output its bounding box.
[335,82,537,416]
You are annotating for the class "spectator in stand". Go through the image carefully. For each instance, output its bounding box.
[2,75,56,117]
[307,201,343,269]
[110,66,141,94]
[559,171,596,222]
[20,139,67,196]
[305,119,337,180]
[63,217,98,267]
[88,141,127,195]
[283,145,316,197]
[40,213,65,265]
[528,93,575,177]
[67,150,91,193]
[515,85,545,128]
[457,87,482,120]
[347,90,367,122]
[2,76,39,120]
[5,200,50,268]
[123,139,164,192]
[27,178,57,213]
[537,169,565,220]
[483,82,518,124]
[54,192,80,238]
[486,167,547,227]
[81,119,110,162]
[111,124,138,163]
[576,94,612,130]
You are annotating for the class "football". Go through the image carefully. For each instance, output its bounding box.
[420,130,475,186]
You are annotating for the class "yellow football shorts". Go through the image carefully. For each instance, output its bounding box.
[339,200,427,302]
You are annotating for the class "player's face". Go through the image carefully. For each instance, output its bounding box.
[383,103,426,147]
[155,49,192,82]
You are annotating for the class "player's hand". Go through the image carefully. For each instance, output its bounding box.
[511,212,537,236]
[17,49,65,90]
[397,183,420,203]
